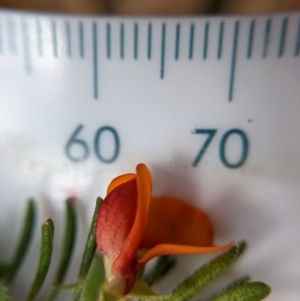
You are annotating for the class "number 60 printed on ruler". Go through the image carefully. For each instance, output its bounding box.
[65,124,120,163]
[192,128,249,169]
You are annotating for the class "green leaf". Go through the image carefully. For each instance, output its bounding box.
[0,263,9,279]
[83,255,105,301]
[208,281,271,301]
[25,219,54,301]
[133,243,247,301]
[48,199,77,301]
[144,256,176,286]
[0,285,10,301]
[4,199,36,285]
[204,275,251,301]
[52,283,84,291]
[169,242,246,301]
[73,197,103,301]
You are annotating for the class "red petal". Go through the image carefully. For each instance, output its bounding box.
[96,178,138,265]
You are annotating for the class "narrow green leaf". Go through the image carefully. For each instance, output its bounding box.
[169,242,246,301]
[83,255,105,301]
[0,263,9,279]
[52,282,84,291]
[204,275,251,301]
[144,256,176,286]
[73,197,102,301]
[48,199,77,301]
[25,219,54,301]
[0,285,10,301]
[4,199,36,285]
[208,281,271,301]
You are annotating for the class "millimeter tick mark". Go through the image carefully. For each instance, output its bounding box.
[189,24,194,60]
[218,21,224,59]
[106,23,111,59]
[262,19,271,58]
[93,23,98,99]
[120,23,124,59]
[228,21,239,102]
[247,20,255,59]
[203,22,209,60]
[295,19,300,56]
[148,23,152,60]
[79,22,84,58]
[134,23,138,60]
[66,21,71,57]
[52,20,58,58]
[175,23,180,60]
[278,17,288,57]
[160,23,166,79]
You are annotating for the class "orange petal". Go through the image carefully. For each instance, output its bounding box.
[107,173,136,194]
[141,196,213,249]
[113,163,152,278]
[137,242,235,266]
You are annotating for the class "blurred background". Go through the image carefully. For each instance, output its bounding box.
[0,0,300,15]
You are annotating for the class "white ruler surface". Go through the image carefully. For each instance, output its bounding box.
[0,9,300,301]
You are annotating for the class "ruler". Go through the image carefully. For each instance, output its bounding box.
[0,9,300,301]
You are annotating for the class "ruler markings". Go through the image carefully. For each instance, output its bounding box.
[120,23,124,59]
[203,21,209,60]
[93,22,98,100]
[36,18,43,57]
[262,19,271,58]
[295,19,300,56]
[79,22,84,58]
[51,20,58,58]
[189,23,194,60]
[134,23,138,60]
[106,23,111,59]
[22,19,31,73]
[147,23,152,60]
[0,18,3,54]
[66,21,71,57]
[228,21,239,102]
[278,17,288,57]
[247,20,255,59]
[1,14,300,101]
[160,23,166,79]
[7,18,17,54]
[218,21,224,59]
[175,23,180,60]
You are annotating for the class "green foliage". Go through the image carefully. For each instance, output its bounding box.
[205,281,271,301]
[48,199,77,301]
[25,219,54,301]
[170,242,246,301]
[0,199,270,301]
[3,199,36,285]
[144,256,176,286]
[73,197,103,301]
[83,255,105,301]
[0,285,10,301]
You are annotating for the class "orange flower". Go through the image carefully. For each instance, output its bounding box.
[96,163,233,294]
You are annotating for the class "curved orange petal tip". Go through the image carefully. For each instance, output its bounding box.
[107,173,136,194]
[96,163,233,294]
[137,242,235,266]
